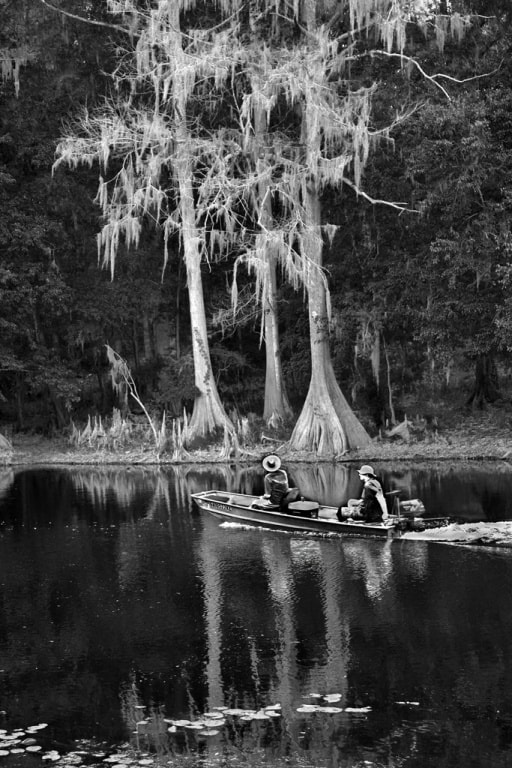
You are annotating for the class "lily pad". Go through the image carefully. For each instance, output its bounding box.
[297,705,319,713]
[344,706,372,713]
[0,750,9,757]
[26,746,43,752]
[198,729,220,737]
[320,707,343,714]
[324,694,342,703]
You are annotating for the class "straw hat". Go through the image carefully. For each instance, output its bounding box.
[357,464,375,477]
[262,454,282,472]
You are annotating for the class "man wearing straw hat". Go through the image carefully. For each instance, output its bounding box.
[337,465,388,523]
[261,454,290,507]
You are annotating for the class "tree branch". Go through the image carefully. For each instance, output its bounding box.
[342,178,417,213]
[368,51,502,101]
[38,0,132,36]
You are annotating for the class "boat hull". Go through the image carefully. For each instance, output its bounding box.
[191,491,401,538]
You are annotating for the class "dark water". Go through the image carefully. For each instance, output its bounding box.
[1,462,512,768]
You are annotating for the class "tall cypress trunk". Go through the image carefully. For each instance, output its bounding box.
[287,2,372,455]
[253,104,293,424]
[167,2,233,440]
[289,190,371,453]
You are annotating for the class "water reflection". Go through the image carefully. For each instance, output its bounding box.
[2,465,512,767]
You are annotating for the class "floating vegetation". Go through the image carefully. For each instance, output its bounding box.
[297,694,372,716]
[0,724,49,759]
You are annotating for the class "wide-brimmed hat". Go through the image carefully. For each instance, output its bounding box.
[262,454,282,472]
[358,464,374,477]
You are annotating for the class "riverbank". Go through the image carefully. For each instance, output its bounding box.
[1,408,511,465]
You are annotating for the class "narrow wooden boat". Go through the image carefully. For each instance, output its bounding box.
[191,490,447,538]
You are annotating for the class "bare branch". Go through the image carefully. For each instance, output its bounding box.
[433,60,503,83]
[38,0,132,36]
[368,51,451,99]
[368,51,501,101]
[342,178,417,214]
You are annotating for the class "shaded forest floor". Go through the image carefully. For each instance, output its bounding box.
[2,403,512,466]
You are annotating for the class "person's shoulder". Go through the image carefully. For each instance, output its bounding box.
[366,477,382,492]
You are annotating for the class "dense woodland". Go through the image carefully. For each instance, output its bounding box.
[1,0,512,456]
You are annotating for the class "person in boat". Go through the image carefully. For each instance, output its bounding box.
[261,454,290,506]
[337,465,388,523]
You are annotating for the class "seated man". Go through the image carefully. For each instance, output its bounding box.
[259,454,289,507]
[337,465,388,523]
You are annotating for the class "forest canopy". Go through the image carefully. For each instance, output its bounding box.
[1,0,511,456]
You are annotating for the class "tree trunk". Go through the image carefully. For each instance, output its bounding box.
[253,104,293,425]
[263,253,293,424]
[142,313,153,361]
[48,387,69,431]
[288,2,372,455]
[168,3,233,441]
[132,318,140,369]
[175,259,182,360]
[466,353,500,409]
[289,190,372,455]
[15,373,25,430]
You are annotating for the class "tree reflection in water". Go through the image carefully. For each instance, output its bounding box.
[2,466,512,768]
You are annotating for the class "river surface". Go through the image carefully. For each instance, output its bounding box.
[1,462,512,768]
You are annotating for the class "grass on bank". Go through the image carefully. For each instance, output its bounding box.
[1,400,512,465]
